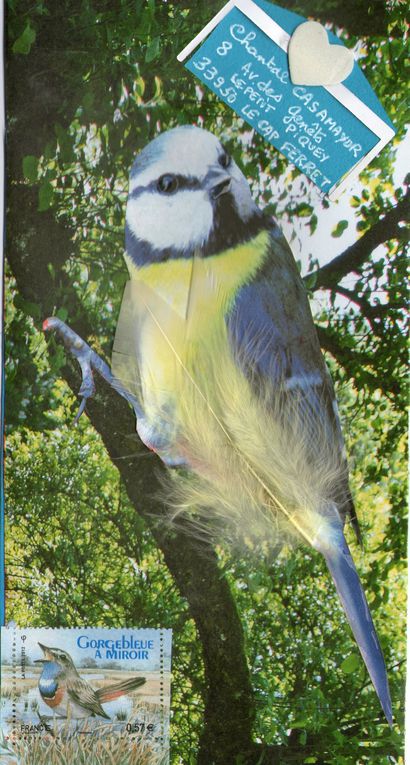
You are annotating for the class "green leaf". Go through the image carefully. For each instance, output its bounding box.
[56,307,68,322]
[304,272,317,290]
[54,124,75,163]
[89,264,102,282]
[292,718,308,728]
[82,92,94,110]
[14,295,40,319]
[340,653,361,674]
[134,76,145,97]
[145,37,161,63]
[294,203,312,218]
[44,140,57,160]
[12,23,36,55]
[38,182,54,211]
[309,214,318,234]
[331,220,349,238]
[22,155,39,182]
[112,271,127,289]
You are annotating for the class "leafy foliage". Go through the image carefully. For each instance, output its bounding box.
[5,1,408,763]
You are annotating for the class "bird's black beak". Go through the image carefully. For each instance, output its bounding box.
[205,169,232,200]
[34,642,51,662]
[211,177,231,199]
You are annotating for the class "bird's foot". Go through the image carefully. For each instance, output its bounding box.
[43,317,142,421]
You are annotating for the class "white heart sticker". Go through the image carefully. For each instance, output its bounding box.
[288,21,354,86]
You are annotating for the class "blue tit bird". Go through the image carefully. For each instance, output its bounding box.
[45,125,392,725]
[111,125,392,724]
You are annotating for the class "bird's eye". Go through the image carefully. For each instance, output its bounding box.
[218,152,231,169]
[157,174,179,194]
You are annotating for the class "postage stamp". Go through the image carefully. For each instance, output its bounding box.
[0,626,172,765]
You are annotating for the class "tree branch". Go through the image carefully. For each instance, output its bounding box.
[315,325,400,396]
[331,285,393,335]
[311,191,410,291]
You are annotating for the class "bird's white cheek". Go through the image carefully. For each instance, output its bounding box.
[126,190,213,251]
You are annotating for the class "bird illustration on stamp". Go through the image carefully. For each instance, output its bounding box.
[35,643,146,722]
[44,125,393,726]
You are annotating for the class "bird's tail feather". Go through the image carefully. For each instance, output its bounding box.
[314,526,393,726]
[96,677,146,703]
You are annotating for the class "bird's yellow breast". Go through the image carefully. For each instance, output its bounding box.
[121,230,270,423]
[126,229,269,330]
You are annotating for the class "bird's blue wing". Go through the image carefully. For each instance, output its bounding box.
[226,225,352,511]
[227,226,326,388]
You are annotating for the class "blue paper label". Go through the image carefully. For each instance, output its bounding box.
[185,6,382,193]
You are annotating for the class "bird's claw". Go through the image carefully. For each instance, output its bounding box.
[73,396,88,425]
[77,371,96,401]
[75,355,98,422]
[43,317,112,423]
[43,316,144,421]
